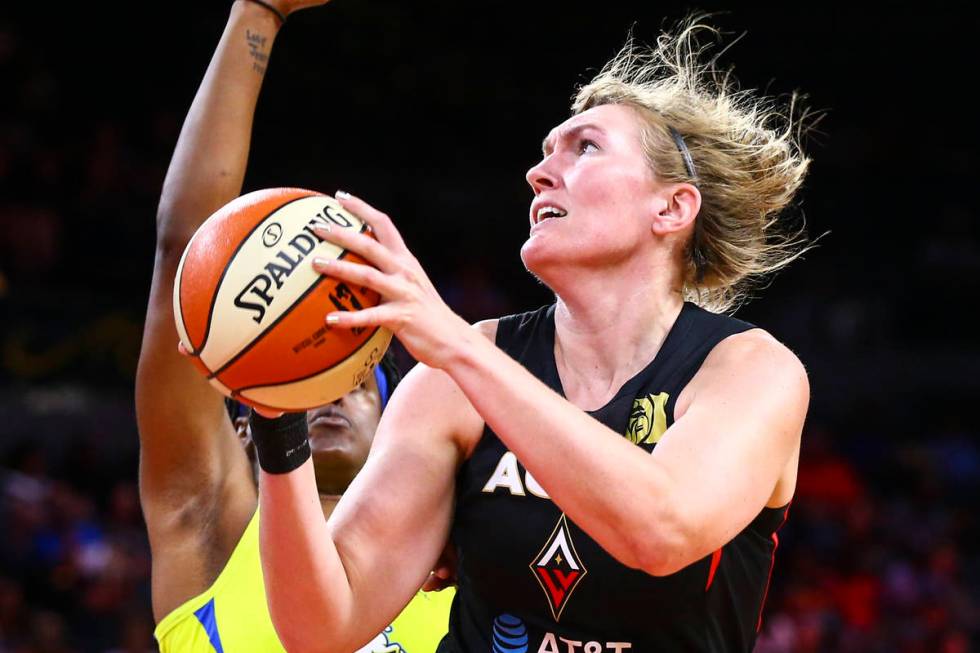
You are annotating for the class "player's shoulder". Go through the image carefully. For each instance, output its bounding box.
[713,327,804,365]
[705,327,809,396]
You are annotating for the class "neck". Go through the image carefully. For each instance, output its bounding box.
[549,257,684,410]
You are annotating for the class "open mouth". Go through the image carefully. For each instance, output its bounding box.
[533,204,568,224]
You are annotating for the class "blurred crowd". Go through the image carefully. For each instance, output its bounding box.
[754,418,979,653]
[1,439,153,653]
[2,400,977,652]
[2,6,979,653]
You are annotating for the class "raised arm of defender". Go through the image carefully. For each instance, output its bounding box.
[135,0,325,622]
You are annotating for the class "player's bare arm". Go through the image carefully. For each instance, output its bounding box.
[135,0,326,622]
[260,351,485,652]
[306,192,807,576]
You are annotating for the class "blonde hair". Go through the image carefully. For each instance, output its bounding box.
[572,16,818,313]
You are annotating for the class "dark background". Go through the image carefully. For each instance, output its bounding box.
[1,2,977,651]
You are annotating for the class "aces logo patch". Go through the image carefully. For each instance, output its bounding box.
[530,514,587,621]
[626,392,669,446]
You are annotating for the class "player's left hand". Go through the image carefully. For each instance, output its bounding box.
[310,191,473,370]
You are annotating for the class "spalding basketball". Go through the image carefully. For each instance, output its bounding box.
[173,188,391,411]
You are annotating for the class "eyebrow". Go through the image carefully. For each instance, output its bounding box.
[541,123,605,155]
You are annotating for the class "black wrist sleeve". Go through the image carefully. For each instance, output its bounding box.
[248,411,311,474]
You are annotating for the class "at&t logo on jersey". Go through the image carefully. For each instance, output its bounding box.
[529,514,587,621]
[493,614,529,653]
[491,615,633,653]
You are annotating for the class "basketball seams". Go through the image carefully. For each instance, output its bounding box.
[206,273,330,380]
[206,226,373,382]
[207,376,233,397]
[232,326,382,395]
[235,327,391,410]
[196,191,319,358]
[175,189,387,410]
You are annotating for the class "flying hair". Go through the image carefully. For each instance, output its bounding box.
[573,15,823,312]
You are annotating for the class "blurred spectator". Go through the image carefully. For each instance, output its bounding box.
[755,417,979,652]
[2,439,154,652]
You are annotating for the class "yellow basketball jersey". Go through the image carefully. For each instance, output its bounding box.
[154,509,454,652]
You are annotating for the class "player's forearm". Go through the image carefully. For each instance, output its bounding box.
[156,1,281,253]
[444,327,683,573]
[260,463,357,653]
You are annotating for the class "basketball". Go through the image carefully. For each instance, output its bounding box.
[172,187,392,411]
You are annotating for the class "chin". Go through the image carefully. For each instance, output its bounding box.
[521,239,571,287]
[311,449,358,475]
[310,440,349,454]
[521,237,551,270]
[308,428,359,457]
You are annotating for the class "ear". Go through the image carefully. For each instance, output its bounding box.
[651,183,701,236]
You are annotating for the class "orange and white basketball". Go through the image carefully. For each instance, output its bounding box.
[173,188,391,411]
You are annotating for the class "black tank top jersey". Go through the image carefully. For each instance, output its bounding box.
[440,302,791,653]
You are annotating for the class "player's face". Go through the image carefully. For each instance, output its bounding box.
[303,376,383,495]
[521,104,661,278]
[235,379,383,495]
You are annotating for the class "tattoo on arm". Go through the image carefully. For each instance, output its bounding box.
[246,29,270,75]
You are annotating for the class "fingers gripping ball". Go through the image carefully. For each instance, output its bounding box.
[173,188,391,411]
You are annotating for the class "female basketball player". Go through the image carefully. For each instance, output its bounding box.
[134,1,452,651]
[256,12,812,653]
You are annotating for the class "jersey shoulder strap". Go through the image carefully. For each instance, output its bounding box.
[494,304,561,390]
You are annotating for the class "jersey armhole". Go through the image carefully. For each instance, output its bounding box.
[153,508,259,642]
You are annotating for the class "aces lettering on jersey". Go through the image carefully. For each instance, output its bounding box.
[481,451,549,498]
[482,392,670,499]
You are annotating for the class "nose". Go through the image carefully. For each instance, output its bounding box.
[525,156,558,195]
